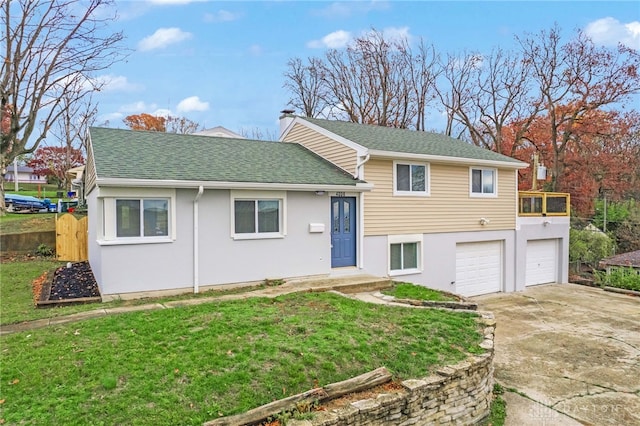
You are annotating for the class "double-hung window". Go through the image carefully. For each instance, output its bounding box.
[231,191,286,239]
[388,234,423,276]
[470,168,497,197]
[116,199,169,238]
[394,161,429,196]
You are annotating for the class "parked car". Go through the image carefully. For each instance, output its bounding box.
[4,193,57,213]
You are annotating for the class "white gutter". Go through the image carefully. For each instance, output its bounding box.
[193,185,204,293]
[367,149,529,169]
[355,153,371,269]
[355,153,370,180]
[94,178,374,192]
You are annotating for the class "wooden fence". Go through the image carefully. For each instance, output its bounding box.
[56,214,88,262]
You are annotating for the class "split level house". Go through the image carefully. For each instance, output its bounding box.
[85,115,570,300]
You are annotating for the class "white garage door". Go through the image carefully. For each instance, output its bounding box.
[526,239,558,286]
[456,241,502,296]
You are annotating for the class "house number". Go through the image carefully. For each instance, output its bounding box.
[335,192,346,197]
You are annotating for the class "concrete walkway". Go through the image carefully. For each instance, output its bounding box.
[0,274,391,335]
[473,283,640,426]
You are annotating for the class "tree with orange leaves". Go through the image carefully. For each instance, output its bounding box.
[123,114,167,132]
[518,26,640,191]
[123,113,202,134]
[509,109,640,218]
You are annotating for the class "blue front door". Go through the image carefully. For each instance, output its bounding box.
[331,197,356,268]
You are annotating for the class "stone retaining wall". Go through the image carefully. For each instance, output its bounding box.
[288,314,496,426]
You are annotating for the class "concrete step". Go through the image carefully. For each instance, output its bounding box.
[284,274,392,294]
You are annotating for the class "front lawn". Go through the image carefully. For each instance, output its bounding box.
[382,282,457,302]
[0,292,484,425]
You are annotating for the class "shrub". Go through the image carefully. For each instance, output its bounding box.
[595,267,640,292]
[35,243,54,257]
[569,228,614,269]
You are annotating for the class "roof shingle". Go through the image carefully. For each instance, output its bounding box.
[89,127,360,186]
[301,117,525,165]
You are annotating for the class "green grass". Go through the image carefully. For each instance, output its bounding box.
[0,259,103,325]
[5,183,60,199]
[0,292,484,425]
[0,259,281,325]
[0,213,57,234]
[595,267,640,292]
[382,282,457,302]
[480,384,507,426]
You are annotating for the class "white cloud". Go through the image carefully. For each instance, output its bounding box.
[119,101,158,113]
[313,1,389,19]
[307,30,352,49]
[584,17,640,49]
[176,96,210,113]
[152,108,172,118]
[380,26,412,44]
[97,112,124,125]
[204,10,241,23]
[138,27,192,51]
[93,75,140,92]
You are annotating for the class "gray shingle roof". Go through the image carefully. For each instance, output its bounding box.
[302,117,524,165]
[89,127,360,186]
[600,250,640,268]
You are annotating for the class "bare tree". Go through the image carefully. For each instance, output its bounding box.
[0,0,125,212]
[283,57,328,118]
[283,29,438,129]
[166,116,202,134]
[41,80,96,189]
[240,127,278,141]
[405,41,439,131]
[322,31,416,127]
[436,48,540,155]
[518,25,640,191]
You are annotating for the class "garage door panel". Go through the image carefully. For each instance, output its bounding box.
[526,239,558,286]
[456,241,502,297]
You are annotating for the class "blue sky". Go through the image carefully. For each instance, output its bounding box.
[93,0,640,135]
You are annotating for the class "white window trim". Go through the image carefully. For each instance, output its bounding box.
[388,234,423,277]
[230,190,287,240]
[97,188,176,245]
[393,161,430,197]
[469,167,498,198]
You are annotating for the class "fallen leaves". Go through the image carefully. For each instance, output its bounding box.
[31,271,48,305]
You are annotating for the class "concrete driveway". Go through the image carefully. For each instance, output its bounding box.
[473,284,640,426]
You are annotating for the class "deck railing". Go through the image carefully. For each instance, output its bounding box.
[518,191,570,217]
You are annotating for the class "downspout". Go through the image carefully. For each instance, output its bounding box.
[193,185,204,293]
[356,153,370,269]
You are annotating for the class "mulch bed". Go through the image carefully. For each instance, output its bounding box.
[49,261,100,300]
[37,261,101,307]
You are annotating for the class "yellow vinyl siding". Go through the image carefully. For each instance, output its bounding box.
[364,159,516,236]
[283,123,358,175]
[85,143,97,193]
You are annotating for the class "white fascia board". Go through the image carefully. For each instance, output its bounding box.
[95,178,374,192]
[281,117,369,157]
[368,149,529,170]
